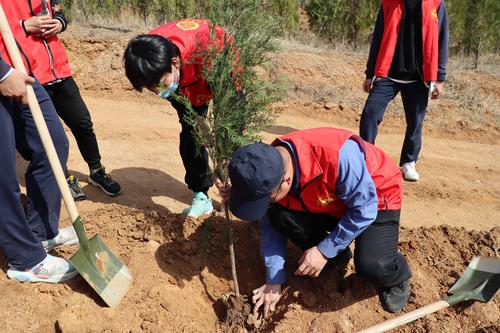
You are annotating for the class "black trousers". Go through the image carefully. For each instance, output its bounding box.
[44,77,101,172]
[268,205,411,288]
[170,99,213,193]
[359,78,429,166]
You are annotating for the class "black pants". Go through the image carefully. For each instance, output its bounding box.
[171,99,213,193]
[44,77,101,172]
[268,205,411,288]
[360,78,429,166]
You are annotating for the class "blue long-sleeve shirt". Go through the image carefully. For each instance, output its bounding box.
[260,139,378,284]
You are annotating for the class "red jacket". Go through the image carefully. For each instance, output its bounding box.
[20,0,72,84]
[375,0,441,81]
[0,1,37,73]
[274,128,403,218]
[149,19,227,107]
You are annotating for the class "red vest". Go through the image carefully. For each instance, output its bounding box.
[374,0,441,81]
[0,1,37,73]
[150,19,226,107]
[274,128,403,218]
[21,0,72,83]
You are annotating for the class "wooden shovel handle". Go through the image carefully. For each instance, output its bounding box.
[357,300,450,333]
[0,4,80,222]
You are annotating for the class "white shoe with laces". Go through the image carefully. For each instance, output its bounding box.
[7,254,79,283]
[42,226,79,252]
[401,161,420,181]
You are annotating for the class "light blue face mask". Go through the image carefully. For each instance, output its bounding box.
[158,82,179,99]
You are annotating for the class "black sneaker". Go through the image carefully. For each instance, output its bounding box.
[67,175,87,201]
[380,279,411,313]
[88,166,122,197]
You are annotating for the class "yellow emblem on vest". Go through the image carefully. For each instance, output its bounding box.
[431,9,438,22]
[318,194,335,207]
[177,21,200,31]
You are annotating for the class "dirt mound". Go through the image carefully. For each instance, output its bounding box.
[1,205,497,332]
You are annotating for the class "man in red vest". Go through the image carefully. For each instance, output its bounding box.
[221,127,412,315]
[18,0,122,199]
[0,1,78,283]
[360,0,449,181]
[124,19,229,218]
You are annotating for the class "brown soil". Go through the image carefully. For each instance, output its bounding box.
[2,24,499,332]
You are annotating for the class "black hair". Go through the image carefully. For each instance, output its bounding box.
[123,34,179,91]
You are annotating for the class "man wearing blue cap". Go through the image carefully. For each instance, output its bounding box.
[225,127,411,316]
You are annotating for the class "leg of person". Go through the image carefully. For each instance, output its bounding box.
[44,81,87,200]
[1,84,77,283]
[359,78,400,144]
[267,204,352,267]
[354,210,411,312]
[48,77,121,196]
[399,82,429,181]
[172,100,214,218]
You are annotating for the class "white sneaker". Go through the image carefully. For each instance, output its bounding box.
[401,162,420,181]
[42,226,79,252]
[7,254,79,283]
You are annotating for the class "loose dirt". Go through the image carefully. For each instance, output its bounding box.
[1,24,498,332]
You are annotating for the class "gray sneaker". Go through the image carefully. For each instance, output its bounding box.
[42,226,79,252]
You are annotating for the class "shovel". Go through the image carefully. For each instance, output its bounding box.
[0,4,132,307]
[358,256,500,333]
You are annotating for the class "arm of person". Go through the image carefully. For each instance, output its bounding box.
[316,139,378,259]
[251,213,287,316]
[51,0,68,33]
[437,1,449,82]
[364,7,384,91]
[0,56,35,103]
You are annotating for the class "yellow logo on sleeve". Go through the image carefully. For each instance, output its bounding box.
[177,21,200,31]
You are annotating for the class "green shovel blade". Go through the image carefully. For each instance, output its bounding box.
[69,217,132,308]
[446,256,500,305]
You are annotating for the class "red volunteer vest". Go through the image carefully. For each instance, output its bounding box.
[22,0,72,83]
[150,19,226,107]
[0,1,37,73]
[374,0,441,81]
[274,128,403,218]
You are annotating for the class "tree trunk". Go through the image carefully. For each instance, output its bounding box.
[225,208,240,296]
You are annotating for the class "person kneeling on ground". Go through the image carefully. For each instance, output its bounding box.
[218,127,412,316]
[124,19,235,218]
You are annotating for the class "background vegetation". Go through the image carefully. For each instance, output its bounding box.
[60,0,498,64]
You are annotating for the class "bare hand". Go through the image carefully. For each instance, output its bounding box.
[42,19,62,39]
[252,284,281,317]
[23,15,53,35]
[0,69,36,104]
[363,79,372,93]
[214,177,231,204]
[294,246,328,277]
[431,81,443,99]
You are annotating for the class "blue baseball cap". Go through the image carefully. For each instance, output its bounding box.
[228,143,284,221]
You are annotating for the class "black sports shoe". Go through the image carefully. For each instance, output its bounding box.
[88,166,122,197]
[67,175,87,201]
[380,279,411,313]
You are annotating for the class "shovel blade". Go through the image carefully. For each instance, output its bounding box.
[70,235,132,308]
[447,256,500,305]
